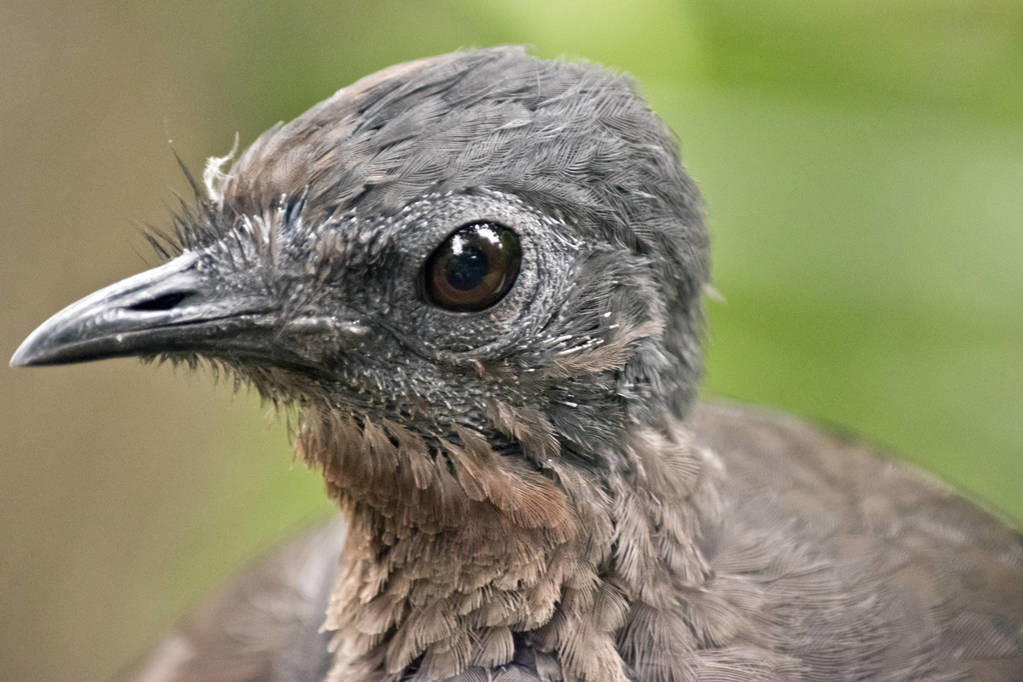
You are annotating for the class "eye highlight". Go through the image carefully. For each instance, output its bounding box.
[424,222,521,312]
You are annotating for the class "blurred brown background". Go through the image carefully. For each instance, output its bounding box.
[2,2,1021,681]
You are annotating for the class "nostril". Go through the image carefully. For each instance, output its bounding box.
[128,291,194,312]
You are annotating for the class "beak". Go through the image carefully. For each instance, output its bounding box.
[10,254,290,368]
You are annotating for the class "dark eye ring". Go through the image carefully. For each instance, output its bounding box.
[423,222,522,312]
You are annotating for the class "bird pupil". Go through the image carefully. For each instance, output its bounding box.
[445,245,489,291]
[423,221,520,312]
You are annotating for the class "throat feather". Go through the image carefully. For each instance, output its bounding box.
[295,409,723,681]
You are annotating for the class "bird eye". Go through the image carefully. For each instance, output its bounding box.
[424,222,521,312]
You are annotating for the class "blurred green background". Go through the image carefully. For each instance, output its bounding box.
[1,2,1020,680]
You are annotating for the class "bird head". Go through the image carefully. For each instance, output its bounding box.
[12,46,708,526]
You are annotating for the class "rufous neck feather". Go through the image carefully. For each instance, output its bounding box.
[295,407,726,682]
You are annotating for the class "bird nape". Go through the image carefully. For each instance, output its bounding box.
[11,47,1023,682]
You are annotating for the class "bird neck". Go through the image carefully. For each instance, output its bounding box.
[296,409,724,681]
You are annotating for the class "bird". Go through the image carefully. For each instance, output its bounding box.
[10,46,1023,681]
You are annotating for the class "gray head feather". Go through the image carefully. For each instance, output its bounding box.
[169,46,708,472]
